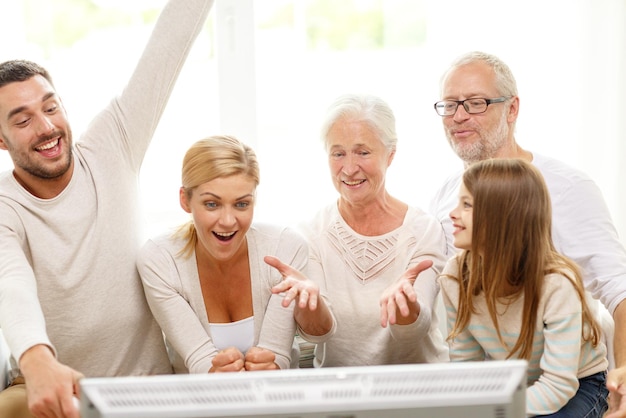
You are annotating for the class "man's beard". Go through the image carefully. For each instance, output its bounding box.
[447,111,509,164]
[13,129,74,180]
[23,148,73,179]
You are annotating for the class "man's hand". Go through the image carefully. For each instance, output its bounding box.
[244,347,278,371]
[379,260,434,327]
[209,347,245,372]
[20,344,83,418]
[605,367,626,417]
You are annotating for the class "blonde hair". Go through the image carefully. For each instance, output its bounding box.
[446,158,600,359]
[175,135,259,257]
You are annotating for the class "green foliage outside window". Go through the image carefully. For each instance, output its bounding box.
[305,0,427,50]
[22,0,159,57]
[22,0,426,58]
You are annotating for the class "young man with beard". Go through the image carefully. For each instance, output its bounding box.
[0,1,214,417]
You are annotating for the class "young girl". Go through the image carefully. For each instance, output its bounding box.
[439,158,608,417]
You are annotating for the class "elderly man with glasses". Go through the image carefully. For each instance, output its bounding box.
[429,51,626,418]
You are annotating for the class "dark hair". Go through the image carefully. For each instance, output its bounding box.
[0,60,55,89]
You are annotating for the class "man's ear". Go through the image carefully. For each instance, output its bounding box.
[0,126,8,151]
[179,187,191,213]
[507,96,520,123]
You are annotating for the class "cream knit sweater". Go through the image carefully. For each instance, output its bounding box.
[0,0,214,378]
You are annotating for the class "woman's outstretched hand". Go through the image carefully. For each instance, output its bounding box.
[265,255,321,310]
[379,259,434,327]
[265,255,335,337]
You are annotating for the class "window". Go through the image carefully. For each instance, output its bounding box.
[2,0,625,243]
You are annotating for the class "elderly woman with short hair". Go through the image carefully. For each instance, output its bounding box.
[300,94,449,367]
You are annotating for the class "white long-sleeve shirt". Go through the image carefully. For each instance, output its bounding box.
[0,0,214,378]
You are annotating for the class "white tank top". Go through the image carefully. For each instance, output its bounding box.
[209,316,254,353]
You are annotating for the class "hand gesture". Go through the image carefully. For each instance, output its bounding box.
[265,255,321,311]
[605,367,626,417]
[265,255,334,336]
[20,345,83,418]
[379,259,434,328]
[244,346,278,371]
[209,346,245,372]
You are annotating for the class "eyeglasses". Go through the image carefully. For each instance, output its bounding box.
[433,97,511,116]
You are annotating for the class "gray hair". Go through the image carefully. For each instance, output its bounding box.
[320,93,397,152]
[441,51,518,97]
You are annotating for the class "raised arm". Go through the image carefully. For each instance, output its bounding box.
[84,0,215,169]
